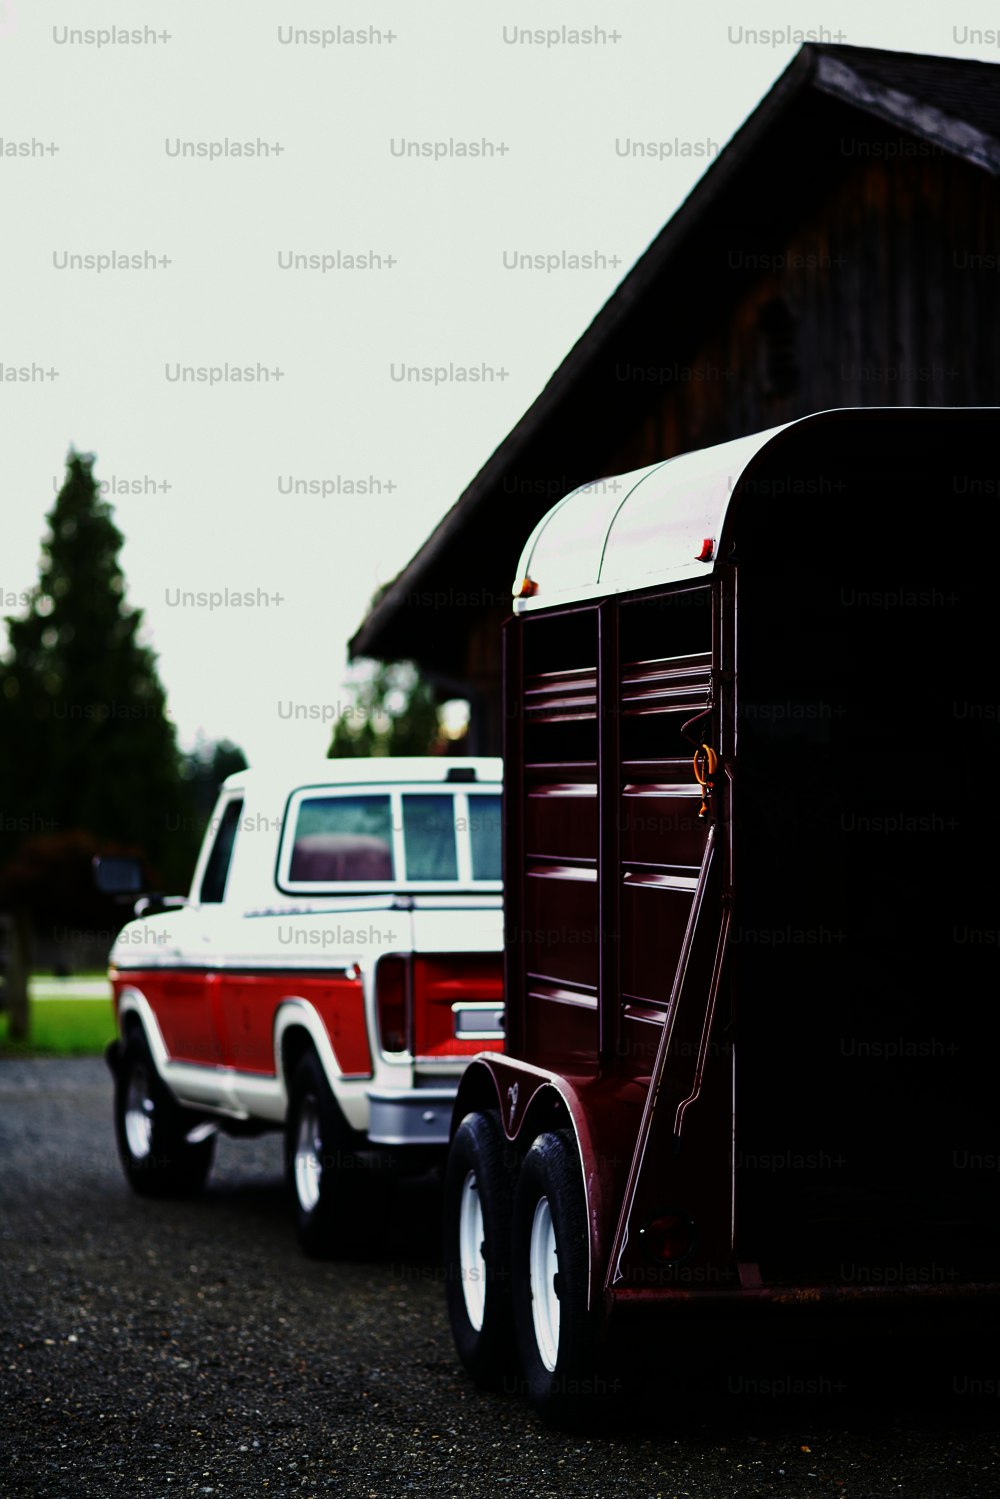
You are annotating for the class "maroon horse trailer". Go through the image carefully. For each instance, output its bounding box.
[443,407,1000,1419]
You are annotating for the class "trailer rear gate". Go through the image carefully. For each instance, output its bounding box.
[733,416,1000,1287]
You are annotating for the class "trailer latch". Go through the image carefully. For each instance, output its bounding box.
[693,743,718,819]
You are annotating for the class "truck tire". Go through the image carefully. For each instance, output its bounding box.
[443,1110,518,1388]
[286,1049,387,1258]
[113,1028,215,1198]
[511,1130,607,1424]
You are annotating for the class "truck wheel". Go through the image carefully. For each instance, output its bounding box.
[511,1130,606,1424]
[113,1029,215,1198]
[443,1110,518,1388]
[286,1050,386,1258]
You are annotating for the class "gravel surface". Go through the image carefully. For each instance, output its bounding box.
[1,1058,998,1498]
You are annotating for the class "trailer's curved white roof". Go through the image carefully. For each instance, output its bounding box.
[512,419,797,610]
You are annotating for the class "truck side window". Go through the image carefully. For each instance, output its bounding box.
[403,795,458,881]
[469,795,502,881]
[199,798,244,904]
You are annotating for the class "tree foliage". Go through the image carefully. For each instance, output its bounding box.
[327,660,444,758]
[181,734,249,828]
[0,451,227,943]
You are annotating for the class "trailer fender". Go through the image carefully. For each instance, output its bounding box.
[450,1055,611,1313]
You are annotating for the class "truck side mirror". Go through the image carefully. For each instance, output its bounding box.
[92,855,145,896]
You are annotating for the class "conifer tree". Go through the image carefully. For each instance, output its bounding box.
[0,451,192,928]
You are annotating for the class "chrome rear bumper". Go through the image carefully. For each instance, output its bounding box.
[365,1086,456,1146]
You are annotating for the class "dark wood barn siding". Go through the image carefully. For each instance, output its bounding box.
[601,150,1000,478]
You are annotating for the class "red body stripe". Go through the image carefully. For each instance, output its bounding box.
[113,969,372,1078]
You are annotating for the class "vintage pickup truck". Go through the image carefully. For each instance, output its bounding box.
[99,757,504,1254]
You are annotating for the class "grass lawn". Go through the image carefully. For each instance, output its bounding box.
[0,981,116,1057]
[31,969,107,981]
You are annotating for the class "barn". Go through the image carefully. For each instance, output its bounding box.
[351,42,1000,752]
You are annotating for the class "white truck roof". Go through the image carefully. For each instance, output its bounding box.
[220,757,503,795]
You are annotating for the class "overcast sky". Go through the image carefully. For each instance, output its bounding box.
[2,0,995,766]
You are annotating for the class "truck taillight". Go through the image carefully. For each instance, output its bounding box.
[375,955,409,1054]
[410,955,505,1059]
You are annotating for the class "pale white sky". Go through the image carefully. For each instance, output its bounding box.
[1,0,994,765]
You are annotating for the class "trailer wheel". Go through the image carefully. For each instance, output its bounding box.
[286,1050,387,1257]
[511,1130,604,1423]
[443,1110,517,1387]
[113,1029,215,1198]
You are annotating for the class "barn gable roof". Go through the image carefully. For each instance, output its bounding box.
[351,43,1000,663]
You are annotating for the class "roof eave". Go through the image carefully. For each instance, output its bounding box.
[350,43,1000,661]
[349,46,822,660]
[814,52,1000,175]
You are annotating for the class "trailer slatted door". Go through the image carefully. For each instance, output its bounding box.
[513,606,600,1070]
[606,588,738,1289]
[616,592,716,1068]
[508,589,718,1081]
[506,581,739,1292]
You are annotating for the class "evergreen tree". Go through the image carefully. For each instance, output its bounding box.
[0,450,193,911]
[181,735,249,827]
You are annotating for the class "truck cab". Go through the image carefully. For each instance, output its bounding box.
[106,757,504,1254]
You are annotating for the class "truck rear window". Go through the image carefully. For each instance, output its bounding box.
[279,786,502,891]
[402,795,458,880]
[289,795,394,882]
[468,794,501,880]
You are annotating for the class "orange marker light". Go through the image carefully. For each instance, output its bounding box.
[513,576,537,598]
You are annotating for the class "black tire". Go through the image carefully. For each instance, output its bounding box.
[511,1130,609,1424]
[285,1050,389,1258]
[113,1028,215,1199]
[443,1110,518,1388]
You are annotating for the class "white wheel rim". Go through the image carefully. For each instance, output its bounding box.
[124,1063,154,1160]
[294,1096,323,1213]
[458,1171,487,1332]
[529,1195,560,1372]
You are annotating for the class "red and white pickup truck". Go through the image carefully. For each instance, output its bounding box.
[100,757,504,1254]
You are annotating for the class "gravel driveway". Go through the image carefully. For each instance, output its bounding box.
[1,1059,997,1497]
